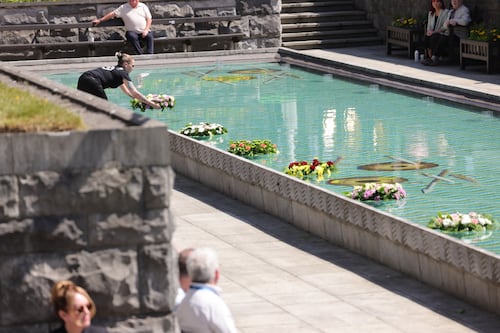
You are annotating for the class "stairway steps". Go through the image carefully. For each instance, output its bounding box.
[282,1,354,12]
[280,0,382,50]
[282,36,382,49]
[282,20,374,32]
[283,28,378,42]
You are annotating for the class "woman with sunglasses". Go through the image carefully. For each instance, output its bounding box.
[50,280,108,333]
[77,52,160,109]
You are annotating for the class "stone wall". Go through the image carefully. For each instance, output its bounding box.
[354,0,499,32]
[0,64,178,332]
[0,0,282,57]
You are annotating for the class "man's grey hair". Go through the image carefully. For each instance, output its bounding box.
[186,247,219,283]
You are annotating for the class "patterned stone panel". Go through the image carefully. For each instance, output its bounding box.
[420,229,448,262]
[290,180,312,207]
[0,217,87,254]
[467,249,497,282]
[401,223,424,252]
[258,167,280,193]
[494,258,500,284]
[169,133,199,163]
[276,175,297,201]
[308,186,328,213]
[229,154,253,184]
[346,202,365,228]
[0,175,19,219]
[445,240,471,272]
[197,142,223,170]
[376,214,396,241]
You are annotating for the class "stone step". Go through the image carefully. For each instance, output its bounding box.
[282,28,379,42]
[280,0,382,50]
[281,1,354,12]
[280,10,366,24]
[282,36,383,50]
[282,0,354,4]
[282,20,374,32]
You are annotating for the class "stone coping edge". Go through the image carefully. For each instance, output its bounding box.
[277,47,500,113]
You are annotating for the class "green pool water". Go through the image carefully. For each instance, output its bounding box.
[46,61,500,254]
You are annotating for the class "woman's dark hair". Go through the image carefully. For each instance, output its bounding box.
[430,0,446,14]
[115,52,133,67]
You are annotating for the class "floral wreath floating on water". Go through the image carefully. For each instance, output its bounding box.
[180,122,228,137]
[131,94,175,112]
[427,212,496,232]
[228,139,278,157]
[284,159,337,180]
[345,182,407,201]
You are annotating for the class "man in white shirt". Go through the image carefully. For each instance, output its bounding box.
[93,0,154,54]
[176,247,238,333]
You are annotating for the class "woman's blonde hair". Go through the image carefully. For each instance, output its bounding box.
[115,51,134,66]
[50,280,96,318]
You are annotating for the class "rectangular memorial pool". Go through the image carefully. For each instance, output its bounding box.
[46,61,500,254]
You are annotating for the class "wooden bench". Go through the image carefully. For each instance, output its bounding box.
[0,15,244,60]
[460,39,499,74]
[386,26,423,58]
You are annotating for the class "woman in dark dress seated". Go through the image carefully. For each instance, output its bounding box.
[50,280,108,333]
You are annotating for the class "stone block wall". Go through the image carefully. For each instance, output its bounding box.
[0,0,282,57]
[0,64,178,332]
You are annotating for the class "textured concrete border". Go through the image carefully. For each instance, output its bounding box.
[168,131,500,316]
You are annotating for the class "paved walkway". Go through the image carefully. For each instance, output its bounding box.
[172,175,500,333]
[172,46,500,332]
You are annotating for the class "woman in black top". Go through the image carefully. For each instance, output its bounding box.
[50,280,108,333]
[77,52,159,109]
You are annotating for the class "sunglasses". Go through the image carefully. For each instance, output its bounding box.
[74,303,93,314]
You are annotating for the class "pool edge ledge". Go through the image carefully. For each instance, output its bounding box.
[169,131,500,317]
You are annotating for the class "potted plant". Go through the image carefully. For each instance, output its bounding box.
[460,25,500,73]
[386,16,422,58]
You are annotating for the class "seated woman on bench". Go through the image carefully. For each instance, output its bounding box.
[422,0,449,62]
